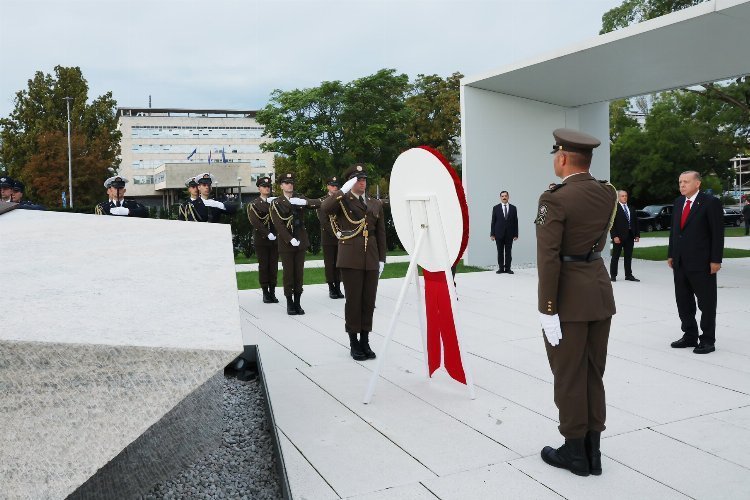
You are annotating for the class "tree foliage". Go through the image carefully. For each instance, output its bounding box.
[0,66,121,207]
[600,0,705,34]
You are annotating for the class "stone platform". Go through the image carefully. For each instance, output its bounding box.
[1,210,243,499]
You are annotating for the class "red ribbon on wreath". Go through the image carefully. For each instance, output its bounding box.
[417,146,470,385]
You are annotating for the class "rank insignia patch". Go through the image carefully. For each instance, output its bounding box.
[535,204,549,225]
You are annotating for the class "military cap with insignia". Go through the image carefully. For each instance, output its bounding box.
[256,176,272,187]
[326,176,340,187]
[342,164,368,181]
[195,173,215,185]
[550,128,601,155]
[0,176,15,188]
[12,179,25,192]
[185,177,198,188]
[279,172,295,184]
[104,176,128,189]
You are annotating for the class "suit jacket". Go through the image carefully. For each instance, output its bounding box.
[610,203,640,240]
[95,198,148,217]
[535,173,617,321]
[318,194,339,246]
[320,191,386,271]
[247,197,276,247]
[491,203,519,240]
[270,193,321,253]
[668,192,723,272]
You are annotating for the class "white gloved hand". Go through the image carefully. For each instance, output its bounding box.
[378,261,385,277]
[289,197,307,206]
[340,177,357,194]
[290,238,300,247]
[110,206,129,216]
[266,196,277,203]
[539,313,562,347]
[203,198,225,210]
[267,233,276,241]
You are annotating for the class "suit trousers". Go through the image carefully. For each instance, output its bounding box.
[322,244,341,283]
[340,268,379,334]
[610,235,634,278]
[495,237,513,271]
[255,244,278,287]
[544,318,611,439]
[280,249,305,297]
[673,265,717,344]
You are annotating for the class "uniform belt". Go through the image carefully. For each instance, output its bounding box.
[560,252,601,262]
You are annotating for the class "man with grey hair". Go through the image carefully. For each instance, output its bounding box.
[668,171,723,354]
[609,189,640,282]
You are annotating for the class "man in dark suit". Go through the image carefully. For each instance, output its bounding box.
[490,190,519,274]
[609,190,640,282]
[668,171,724,354]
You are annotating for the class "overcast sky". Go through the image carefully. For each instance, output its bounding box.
[0,0,622,117]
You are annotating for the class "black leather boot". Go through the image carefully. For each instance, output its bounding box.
[585,431,602,475]
[541,438,590,476]
[269,285,280,303]
[360,331,376,360]
[286,296,297,315]
[293,292,305,315]
[348,332,367,361]
[262,285,273,304]
[334,281,345,299]
[328,282,338,299]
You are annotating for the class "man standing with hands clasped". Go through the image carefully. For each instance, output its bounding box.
[536,128,618,477]
[668,171,723,354]
[490,190,519,274]
[609,190,640,282]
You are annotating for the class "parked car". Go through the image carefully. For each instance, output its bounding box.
[723,208,744,226]
[638,204,673,232]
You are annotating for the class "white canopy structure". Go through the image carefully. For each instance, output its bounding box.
[461,0,750,267]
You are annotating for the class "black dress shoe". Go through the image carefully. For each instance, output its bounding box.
[348,333,367,361]
[671,337,698,348]
[541,438,590,476]
[693,343,715,354]
[496,270,504,274]
[506,270,514,274]
[625,275,640,282]
[585,431,602,476]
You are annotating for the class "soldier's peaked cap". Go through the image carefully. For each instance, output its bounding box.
[196,173,214,184]
[12,179,25,192]
[256,176,272,187]
[551,128,601,155]
[185,177,198,187]
[343,164,368,181]
[326,176,340,187]
[104,176,128,189]
[279,173,295,184]
[0,176,15,188]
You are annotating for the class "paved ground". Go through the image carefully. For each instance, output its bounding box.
[239,254,750,500]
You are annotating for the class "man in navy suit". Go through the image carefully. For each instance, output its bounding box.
[668,171,724,354]
[490,190,519,274]
[609,190,640,282]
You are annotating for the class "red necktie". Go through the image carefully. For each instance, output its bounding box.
[680,200,691,229]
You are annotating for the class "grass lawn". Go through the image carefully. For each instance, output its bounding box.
[632,245,750,261]
[235,248,409,265]
[236,261,485,290]
[640,227,746,238]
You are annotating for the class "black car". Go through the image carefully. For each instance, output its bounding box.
[638,204,673,232]
[723,208,744,226]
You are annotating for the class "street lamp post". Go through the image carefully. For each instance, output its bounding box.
[237,177,242,208]
[64,97,74,208]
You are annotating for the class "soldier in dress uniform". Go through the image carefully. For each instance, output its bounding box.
[193,173,239,223]
[1,176,15,202]
[270,173,322,315]
[178,177,203,221]
[95,176,149,217]
[536,128,618,477]
[10,180,45,210]
[247,176,280,304]
[321,164,386,361]
[319,176,345,299]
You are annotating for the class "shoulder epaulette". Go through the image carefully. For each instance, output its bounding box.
[548,183,565,192]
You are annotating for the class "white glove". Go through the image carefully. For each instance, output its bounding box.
[539,313,562,347]
[341,177,357,194]
[290,238,300,247]
[289,197,307,206]
[378,262,385,277]
[266,197,277,203]
[110,206,129,216]
[203,198,225,210]
[267,233,276,241]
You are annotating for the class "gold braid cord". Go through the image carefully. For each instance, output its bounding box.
[179,202,203,222]
[606,182,618,231]
[331,200,368,251]
[94,204,104,215]
[178,204,187,220]
[271,200,293,230]
[248,203,271,229]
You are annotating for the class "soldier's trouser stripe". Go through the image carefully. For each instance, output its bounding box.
[340,268,379,334]
[544,318,610,439]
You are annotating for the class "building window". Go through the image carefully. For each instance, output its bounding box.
[133,175,154,185]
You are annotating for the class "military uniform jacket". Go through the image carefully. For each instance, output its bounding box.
[318,194,339,246]
[535,173,617,322]
[180,197,238,222]
[320,191,386,271]
[95,199,148,217]
[16,200,45,211]
[270,193,321,253]
[247,197,276,247]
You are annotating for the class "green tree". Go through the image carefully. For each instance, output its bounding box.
[0,66,121,207]
[600,0,706,34]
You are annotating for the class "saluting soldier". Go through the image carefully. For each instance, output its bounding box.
[321,164,386,361]
[194,173,239,222]
[270,172,321,315]
[319,176,345,299]
[536,129,618,477]
[95,176,148,217]
[247,176,280,304]
[178,176,203,221]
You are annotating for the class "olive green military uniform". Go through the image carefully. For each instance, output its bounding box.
[247,191,279,292]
